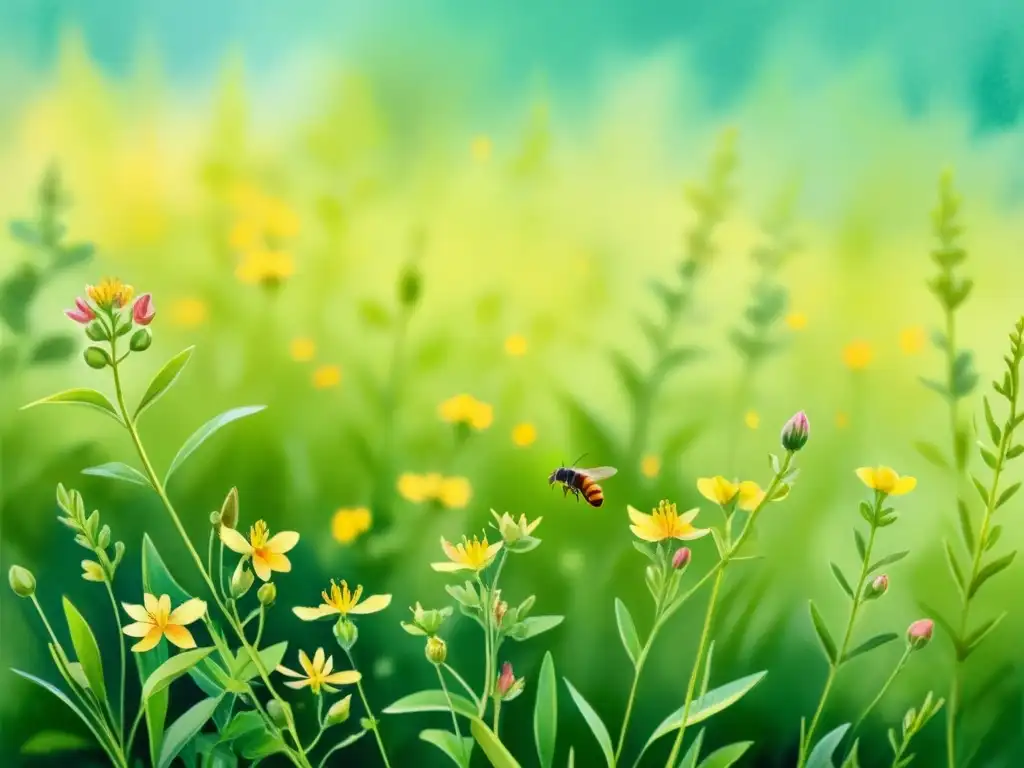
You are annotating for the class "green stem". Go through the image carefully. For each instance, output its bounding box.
[207,528,216,595]
[126,702,145,756]
[306,695,326,752]
[345,649,392,768]
[255,607,266,648]
[437,664,467,762]
[218,541,227,599]
[102,577,127,738]
[108,352,310,768]
[443,663,481,710]
[493,697,502,734]
[852,646,912,737]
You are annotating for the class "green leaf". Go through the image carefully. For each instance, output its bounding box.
[0,264,40,334]
[829,563,854,600]
[62,598,107,706]
[534,651,557,768]
[979,444,999,469]
[11,670,107,756]
[808,601,837,663]
[563,678,614,767]
[632,541,657,562]
[919,377,949,400]
[854,530,867,561]
[843,633,898,663]
[971,475,989,506]
[158,695,224,768]
[142,533,192,604]
[969,551,1016,598]
[963,612,1007,657]
[610,351,644,404]
[805,723,850,768]
[470,719,522,768]
[614,599,641,667]
[20,730,93,755]
[22,388,122,424]
[135,346,194,421]
[945,540,966,594]
[508,615,564,642]
[55,242,95,269]
[141,647,216,702]
[383,690,478,719]
[867,551,909,574]
[238,731,287,760]
[696,741,753,768]
[420,729,473,768]
[233,641,289,682]
[913,441,949,470]
[995,482,1021,510]
[217,710,264,743]
[957,500,975,553]
[165,405,266,484]
[568,746,575,768]
[985,525,1003,552]
[983,397,1002,445]
[678,728,706,768]
[30,334,77,364]
[82,462,151,487]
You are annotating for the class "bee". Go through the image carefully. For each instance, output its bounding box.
[548,456,618,508]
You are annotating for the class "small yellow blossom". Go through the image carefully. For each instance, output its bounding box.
[170,298,208,327]
[504,334,528,356]
[122,593,207,653]
[397,473,431,503]
[438,394,493,430]
[290,338,316,362]
[899,326,926,355]
[331,507,372,544]
[313,365,342,389]
[235,250,295,286]
[842,340,873,370]
[640,455,661,478]
[398,473,468,507]
[786,312,808,331]
[220,520,299,581]
[293,579,392,621]
[744,411,760,429]
[432,535,503,573]
[855,466,916,496]
[697,476,784,510]
[491,510,542,542]
[836,411,850,429]
[276,648,360,695]
[471,135,492,162]
[512,423,537,447]
[86,278,134,310]
[438,477,472,508]
[628,500,710,543]
[81,560,104,582]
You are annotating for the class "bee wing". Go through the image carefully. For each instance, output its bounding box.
[578,466,618,481]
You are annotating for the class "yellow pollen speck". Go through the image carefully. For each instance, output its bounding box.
[836,411,850,429]
[290,338,316,362]
[471,135,492,162]
[899,326,926,355]
[170,298,208,327]
[640,455,661,478]
[785,311,807,331]
[842,340,873,371]
[313,365,342,389]
[504,334,527,356]
[744,411,760,429]
[511,423,537,447]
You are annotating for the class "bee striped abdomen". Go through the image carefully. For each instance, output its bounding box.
[579,475,604,507]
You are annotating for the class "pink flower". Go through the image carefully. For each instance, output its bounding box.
[133,293,155,326]
[65,297,96,325]
[672,547,692,570]
[907,618,934,650]
[781,410,810,452]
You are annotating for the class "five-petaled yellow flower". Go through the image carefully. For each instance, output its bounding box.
[122,593,207,653]
[432,535,503,572]
[87,278,135,310]
[293,580,392,621]
[276,648,361,695]
[332,507,372,545]
[220,520,299,581]
[438,394,493,430]
[697,476,787,510]
[856,466,916,496]
[628,500,710,543]
[397,473,472,508]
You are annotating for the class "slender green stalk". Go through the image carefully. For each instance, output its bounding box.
[443,663,481,709]
[437,664,467,761]
[218,541,227,599]
[207,528,216,592]
[852,646,912,737]
[102,577,127,735]
[344,648,392,768]
[254,606,266,648]
[492,697,502,733]
[306,695,326,752]
[126,703,146,756]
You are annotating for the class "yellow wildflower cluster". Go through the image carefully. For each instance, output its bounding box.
[397,473,471,508]
[87,278,134,310]
[431,534,503,572]
[438,394,493,430]
[332,507,372,545]
[230,186,299,288]
[628,500,709,543]
[855,466,916,496]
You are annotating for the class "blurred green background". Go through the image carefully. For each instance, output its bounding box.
[3,1,1024,766]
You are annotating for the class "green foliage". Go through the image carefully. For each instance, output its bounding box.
[421,729,474,768]
[62,598,108,706]
[805,723,850,768]
[614,598,641,667]
[135,346,194,421]
[164,404,266,483]
[533,652,557,768]
[470,719,522,768]
[22,387,123,424]
[889,692,944,768]
[563,678,615,767]
[19,730,92,756]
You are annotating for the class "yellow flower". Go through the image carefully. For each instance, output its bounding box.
[899,326,926,355]
[504,334,527,356]
[313,365,342,389]
[696,476,778,510]
[785,311,807,331]
[290,337,316,362]
[470,402,493,430]
[842,340,873,370]
[640,455,661,478]
[855,466,917,496]
[293,579,392,621]
[121,594,207,653]
[86,278,134,310]
[235,250,295,286]
[397,473,430,503]
[438,394,492,430]
[628,500,709,543]
[170,298,208,327]
[438,477,472,508]
[432,535,503,572]
[744,411,760,429]
[81,560,104,582]
[220,520,299,581]
[276,648,360,695]
[331,507,372,545]
[836,411,850,429]
[512,423,537,447]
[491,509,542,542]
[471,135,492,162]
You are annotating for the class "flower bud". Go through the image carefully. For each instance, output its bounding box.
[325,694,352,727]
[129,328,152,352]
[781,411,810,452]
[495,661,524,702]
[83,346,111,369]
[267,699,290,728]
[907,619,934,650]
[334,618,358,651]
[113,541,125,569]
[8,565,36,597]
[425,635,448,665]
[494,595,509,626]
[81,560,105,582]
[257,582,277,607]
[133,293,156,326]
[97,525,111,550]
[220,487,239,529]
[865,573,889,600]
[672,547,692,570]
[230,561,254,599]
[406,602,451,636]
[85,320,108,342]
[209,510,222,526]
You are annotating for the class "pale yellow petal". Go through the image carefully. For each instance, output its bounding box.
[123,621,154,638]
[629,524,664,543]
[122,602,150,623]
[680,508,701,524]
[737,482,764,511]
[431,561,469,572]
[321,656,334,677]
[525,516,542,534]
[312,648,326,673]
[143,593,160,616]
[131,626,163,653]
[855,467,877,489]
[298,650,314,677]
[252,554,273,582]
[697,476,738,505]
[267,531,300,554]
[348,594,392,615]
[874,467,898,493]
[484,541,504,562]
[262,551,291,573]
[164,624,197,649]
[323,670,362,685]
[285,679,312,690]
[220,526,253,554]
[157,595,171,622]
[293,605,338,621]
[168,599,207,626]
[676,526,711,541]
[627,505,650,527]
[891,476,917,495]
[440,537,460,562]
[276,665,305,679]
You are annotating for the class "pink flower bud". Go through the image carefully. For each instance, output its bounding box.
[132,293,155,325]
[781,411,810,452]
[865,573,889,599]
[65,297,96,325]
[496,662,515,697]
[672,547,692,570]
[907,618,934,650]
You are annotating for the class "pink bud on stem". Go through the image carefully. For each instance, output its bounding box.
[907,618,934,650]
[64,297,96,325]
[780,410,810,452]
[672,547,692,570]
[132,293,156,325]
